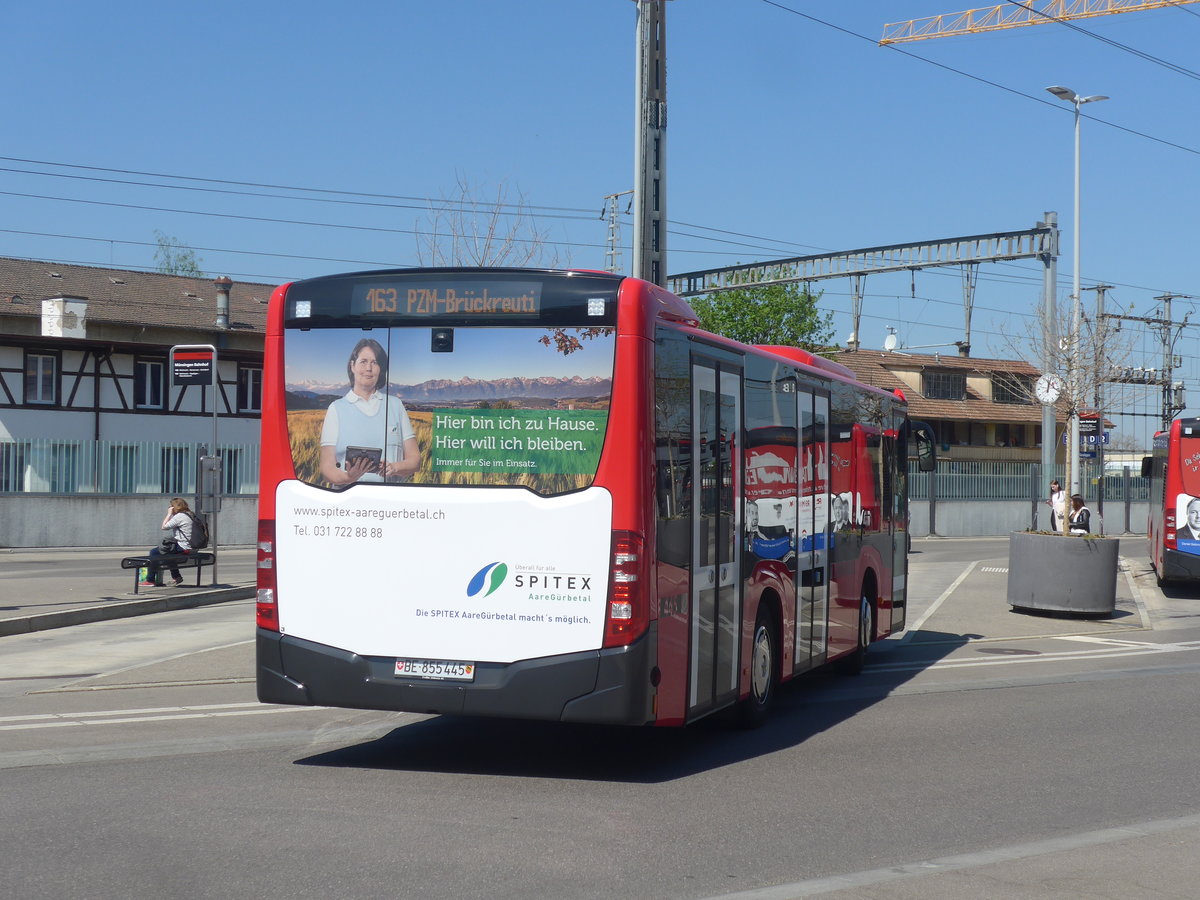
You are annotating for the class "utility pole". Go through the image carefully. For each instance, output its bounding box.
[1102,294,1192,431]
[1039,212,1060,496]
[632,0,668,286]
[1154,294,1191,430]
[1084,283,1112,524]
[603,190,633,274]
[959,262,978,356]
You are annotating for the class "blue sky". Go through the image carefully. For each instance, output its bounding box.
[4,1,1199,445]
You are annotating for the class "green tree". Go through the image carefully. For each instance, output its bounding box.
[690,280,834,350]
[153,231,205,276]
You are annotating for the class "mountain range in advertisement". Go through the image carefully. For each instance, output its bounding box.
[286,375,612,410]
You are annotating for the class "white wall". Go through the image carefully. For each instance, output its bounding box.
[0,496,257,548]
[908,499,1148,537]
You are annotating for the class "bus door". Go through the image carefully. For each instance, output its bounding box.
[794,390,830,672]
[888,414,907,633]
[689,360,742,716]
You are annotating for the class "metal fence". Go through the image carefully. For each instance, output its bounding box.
[908,459,1150,502]
[0,438,1146,504]
[0,439,260,495]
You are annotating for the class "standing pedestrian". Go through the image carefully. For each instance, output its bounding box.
[1045,479,1066,531]
[1068,494,1092,535]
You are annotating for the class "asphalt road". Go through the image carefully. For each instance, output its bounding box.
[3,537,1200,899]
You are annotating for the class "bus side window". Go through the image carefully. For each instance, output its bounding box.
[1141,456,1153,479]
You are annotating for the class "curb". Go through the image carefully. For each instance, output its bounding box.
[0,587,254,637]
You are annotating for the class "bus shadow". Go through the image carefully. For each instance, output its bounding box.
[294,630,967,783]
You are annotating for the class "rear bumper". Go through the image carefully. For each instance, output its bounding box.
[1162,548,1200,583]
[256,626,656,726]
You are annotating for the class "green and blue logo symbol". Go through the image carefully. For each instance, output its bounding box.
[467,561,508,598]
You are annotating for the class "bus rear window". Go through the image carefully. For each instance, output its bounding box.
[283,325,616,495]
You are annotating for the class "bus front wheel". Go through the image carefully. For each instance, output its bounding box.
[739,609,778,728]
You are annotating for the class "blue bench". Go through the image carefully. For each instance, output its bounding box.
[120,552,216,594]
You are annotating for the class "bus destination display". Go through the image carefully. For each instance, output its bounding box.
[352,281,542,318]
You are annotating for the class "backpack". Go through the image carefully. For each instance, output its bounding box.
[186,512,210,550]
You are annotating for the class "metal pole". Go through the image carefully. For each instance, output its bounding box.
[928,458,938,536]
[1047,86,1108,505]
[211,351,219,585]
[1068,96,1082,500]
[1031,466,1040,531]
[1162,293,1174,431]
[1093,285,1108,523]
[632,0,668,286]
[1040,212,1059,506]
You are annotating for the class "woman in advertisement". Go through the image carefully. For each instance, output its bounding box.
[319,337,420,486]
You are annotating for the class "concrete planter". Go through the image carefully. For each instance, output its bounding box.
[1006,531,1119,616]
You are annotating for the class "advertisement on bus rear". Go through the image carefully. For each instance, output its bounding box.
[281,325,615,496]
[274,481,612,662]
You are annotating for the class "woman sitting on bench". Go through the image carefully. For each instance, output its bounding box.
[142,497,196,587]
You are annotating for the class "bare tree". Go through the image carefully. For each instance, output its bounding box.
[415,176,565,268]
[1004,296,1139,532]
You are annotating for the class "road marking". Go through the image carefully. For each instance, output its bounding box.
[870,637,1200,673]
[979,565,1008,573]
[44,639,255,692]
[0,701,330,731]
[895,560,978,643]
[700,812,1200,899]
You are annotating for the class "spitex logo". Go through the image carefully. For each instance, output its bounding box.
[467,561,508,598]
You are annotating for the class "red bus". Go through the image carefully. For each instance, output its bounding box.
[255,268,935,726]
[1144,417,1200,585]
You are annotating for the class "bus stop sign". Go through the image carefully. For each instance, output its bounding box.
[171,346,214,385]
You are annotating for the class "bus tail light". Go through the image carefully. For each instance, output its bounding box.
[603,531,648,648]
[256,519,279,631]
[1166,510,1177,549]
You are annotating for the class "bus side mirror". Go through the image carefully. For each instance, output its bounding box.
[1141,456,1152,479]
[912,421,936,473]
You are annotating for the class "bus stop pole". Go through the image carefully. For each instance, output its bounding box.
[210,354,218,586]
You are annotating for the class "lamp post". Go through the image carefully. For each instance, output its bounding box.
[1046,85,1108,507]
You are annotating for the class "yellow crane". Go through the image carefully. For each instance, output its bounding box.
[881,0,1200,44]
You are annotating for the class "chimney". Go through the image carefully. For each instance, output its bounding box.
[42,296,88,338]
[214,276,232,330]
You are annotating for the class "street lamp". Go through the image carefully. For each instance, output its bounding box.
[1046,85,1108,509]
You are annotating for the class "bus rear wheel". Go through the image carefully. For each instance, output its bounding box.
[838,593,872,676]
[739,610,778,728]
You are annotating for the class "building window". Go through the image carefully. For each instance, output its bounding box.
[134,359,166,409]
[24,352,58,405]
[223,448,242,494]
[41,443,80,492]
[923,371,965,401]
[0,442,27,492]
[995,424,1025,448]
[107,445,138,493]
[936,420,957,446]
[161,447,190,494]
[237,366,262,413]
[993,374,1032,404]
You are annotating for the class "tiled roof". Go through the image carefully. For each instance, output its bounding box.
[835,349,1062,425]
[0,257,275,334]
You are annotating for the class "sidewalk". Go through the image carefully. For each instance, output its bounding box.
[0,546,256,637]
[3,539,1156,643]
